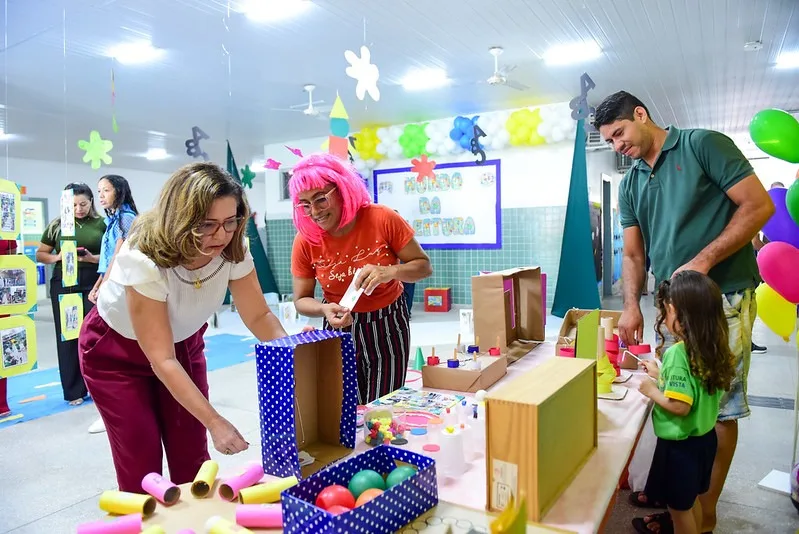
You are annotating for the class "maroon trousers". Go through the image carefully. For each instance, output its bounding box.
[79,307,211,493]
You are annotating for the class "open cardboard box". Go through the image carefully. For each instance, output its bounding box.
[422,355,508,393]
[472,267,545,364]
[256,330,358,480]
[555,308,638,370]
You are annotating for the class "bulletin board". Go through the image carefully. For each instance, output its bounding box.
[373,159,501,249]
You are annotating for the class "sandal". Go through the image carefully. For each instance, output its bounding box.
[629,491,666,509]
[632,511,673,534]
[68,398,84,406]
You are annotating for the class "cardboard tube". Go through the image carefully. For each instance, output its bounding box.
[596,326,606,358]
[141,473,181,505]
[176,530,197,534]
[141,527,166,534]
[76,513,142,534]
[191,460,219,498]
[98,491,156,517]
[236,504,283,528]
[238,476,298,504]
[205,516,254,533]
[601,317,615,340]
[219,463,264,501]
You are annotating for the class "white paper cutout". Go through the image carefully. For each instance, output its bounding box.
[344,45,380,102]
[339,268,365,309]
[60,189,75,237]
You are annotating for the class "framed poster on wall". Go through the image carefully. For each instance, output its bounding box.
[373,159,501,249]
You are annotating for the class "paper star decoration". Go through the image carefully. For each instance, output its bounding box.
[240,165,256,189]
[344,45,380,101]
[77,130,113,170]
[411,154,437,183]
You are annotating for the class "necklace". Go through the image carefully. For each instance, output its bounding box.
[173,260,226,289]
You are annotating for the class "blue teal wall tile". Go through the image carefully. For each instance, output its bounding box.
[264,206,565,309]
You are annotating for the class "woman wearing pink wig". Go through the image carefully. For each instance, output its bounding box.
[290,153,432,403]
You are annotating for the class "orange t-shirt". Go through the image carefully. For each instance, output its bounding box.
[291,204,416,313]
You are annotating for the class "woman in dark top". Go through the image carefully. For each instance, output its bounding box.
[36,183,106,405]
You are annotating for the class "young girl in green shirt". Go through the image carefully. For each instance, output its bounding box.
[634,270,736,534]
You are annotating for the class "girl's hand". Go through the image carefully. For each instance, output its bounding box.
[639,360,660,378]
[321,303,353,329]
[638,376,658,398]
[355,264,396,295]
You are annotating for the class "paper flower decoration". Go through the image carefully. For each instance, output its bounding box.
[265,158,282,170]
[344,45,380,101]
[411,154,436,183]
[285,145,303,158]
[240,165,256,189]
[77,130,113,170]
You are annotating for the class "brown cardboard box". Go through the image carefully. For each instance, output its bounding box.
[421,355,508,393]
[555,308,637,369]
[485,357,597,522]
[471,267,545,364]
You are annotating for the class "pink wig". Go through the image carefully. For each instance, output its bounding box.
[289,153,372,245]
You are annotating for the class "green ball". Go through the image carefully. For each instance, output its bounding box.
[348,469,386,498]
[386,465,417,488]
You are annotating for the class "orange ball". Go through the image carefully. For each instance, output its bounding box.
[355,488,383,507]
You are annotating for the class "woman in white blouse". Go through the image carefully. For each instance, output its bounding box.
[79,162,287,492]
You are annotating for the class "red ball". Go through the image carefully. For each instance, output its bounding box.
[315,484,356,510]
[326,504,352,515]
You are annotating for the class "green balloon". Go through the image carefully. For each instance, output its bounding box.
[348,469,386,498]
[787,180,799,227]
[749,109,799,164]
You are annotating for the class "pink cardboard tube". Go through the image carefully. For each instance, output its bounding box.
[558,347,575,357]
[236,504,283,528]
[176,530,196,534]
[141,472,181,505]
[629,344,651,355]
[76,513,142,534]
[219,463,265,501]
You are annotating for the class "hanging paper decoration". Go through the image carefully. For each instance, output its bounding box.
[344,45,380,102]
[185,126,210,161]
[58,293,84,341]
[111,65,118,133]
[265,158,281,170]
[240,165,255,189]
[0,179,21,240]
[77,130,113,170]
[285,145,303,158]
[569,72,596,121]
[328,94,350,160]
[411,154,436,183]
[59,240,78,288]
[471,123,488,164]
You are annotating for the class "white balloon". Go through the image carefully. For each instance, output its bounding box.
[376,127,389,139]
[388,145,403,160]
[376,141,388,155]
[354,159,367,171]
[537,122,552,138]
[552,129,566,143]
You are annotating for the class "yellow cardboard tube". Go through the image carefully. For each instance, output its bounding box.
[98,490,156,517]
[239,475,299,504]
[191,459,219,498]
[141,526,166,534]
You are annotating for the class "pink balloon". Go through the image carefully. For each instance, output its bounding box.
[757,241,799,304]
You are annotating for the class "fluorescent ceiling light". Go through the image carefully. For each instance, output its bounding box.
[776,51,799,69]
[243,0,311,22]
[401,68,451,91]
[543,41,602,66]
[145,148,169,160]
[107,40,165,65]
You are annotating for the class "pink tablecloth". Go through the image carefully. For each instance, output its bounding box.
[358,342,651,534]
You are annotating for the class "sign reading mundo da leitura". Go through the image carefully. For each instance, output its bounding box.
[373,159,501,249]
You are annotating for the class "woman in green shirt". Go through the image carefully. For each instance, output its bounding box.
[36,183,106,405]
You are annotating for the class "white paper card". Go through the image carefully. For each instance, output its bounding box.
[339,268,365,310]
[60,189,75,237]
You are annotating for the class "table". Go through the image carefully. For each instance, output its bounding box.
[101,342,651,534]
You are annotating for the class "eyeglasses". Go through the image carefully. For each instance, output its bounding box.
[294,188,337,216]
[196,218,241,236]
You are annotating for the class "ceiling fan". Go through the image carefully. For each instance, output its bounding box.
[271,84,331,119]
[483,46,529,91]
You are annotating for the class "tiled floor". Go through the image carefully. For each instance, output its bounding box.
[1,297,798,533]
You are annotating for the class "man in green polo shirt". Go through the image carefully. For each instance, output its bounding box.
[594,91,775,533]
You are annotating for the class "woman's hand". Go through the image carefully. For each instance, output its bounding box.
[88,287,99,304]
[79,251,99,264]
[208,417,249,456]
[355,264,396,295]
[321,302,353,328]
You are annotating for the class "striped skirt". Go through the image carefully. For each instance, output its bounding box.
[323,294,410,405]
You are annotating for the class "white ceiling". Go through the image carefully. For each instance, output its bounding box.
[0,0,798,174]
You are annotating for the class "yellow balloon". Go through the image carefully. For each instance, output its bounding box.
[353,126,383,161]
[755,283,797,341]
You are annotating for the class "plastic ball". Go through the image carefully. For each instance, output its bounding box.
[348,469,386,499]
[475,390,487,402]
[327,505,351,515]
[386,465,417,488]
[355,488,383,507]
[315,485,356,510]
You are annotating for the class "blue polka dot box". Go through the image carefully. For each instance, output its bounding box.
[256,329,358,481]
[281,445,439,533]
